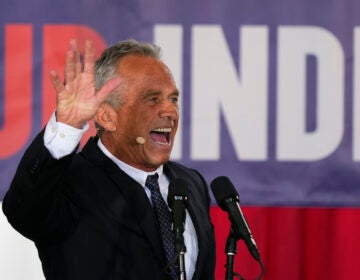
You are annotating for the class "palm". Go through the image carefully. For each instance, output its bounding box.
[50,39,121,128]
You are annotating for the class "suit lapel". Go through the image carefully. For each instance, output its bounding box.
[81,138,167,266]
[108,169,167,266]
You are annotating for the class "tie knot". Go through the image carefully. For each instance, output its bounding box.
[145,173,160,191]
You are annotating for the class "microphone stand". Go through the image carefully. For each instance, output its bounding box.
[175,231,187,280]
[225,228,238,280]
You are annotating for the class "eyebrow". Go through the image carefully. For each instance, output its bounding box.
[140,89,180,100]
[169,89,180,97]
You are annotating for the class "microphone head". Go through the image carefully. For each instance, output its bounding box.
[136,136,146,144]
[210,176,239,209]
[167,178,189,208]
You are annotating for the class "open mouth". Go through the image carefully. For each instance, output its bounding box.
[149,128,171,145]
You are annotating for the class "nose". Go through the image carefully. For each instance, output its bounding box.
[159,99,179,121]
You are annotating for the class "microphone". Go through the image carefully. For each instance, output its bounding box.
[211,176,261,261]
[167,178,189,246]
[136,136,146,144]
[168,178,189,280]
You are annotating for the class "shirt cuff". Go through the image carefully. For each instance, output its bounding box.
[43,112,89,159]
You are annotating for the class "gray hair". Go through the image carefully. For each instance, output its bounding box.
[94,39,162,136]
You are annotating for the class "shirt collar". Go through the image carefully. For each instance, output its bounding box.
[97,138,164,187]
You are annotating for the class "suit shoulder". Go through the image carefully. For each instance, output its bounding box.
[165,161,209,194]
[166,161,204,179]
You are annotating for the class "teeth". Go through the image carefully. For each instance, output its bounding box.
[153,128,172,133]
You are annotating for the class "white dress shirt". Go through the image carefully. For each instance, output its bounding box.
[43,112,198,279]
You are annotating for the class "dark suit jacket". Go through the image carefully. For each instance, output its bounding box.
[2,132,216,280]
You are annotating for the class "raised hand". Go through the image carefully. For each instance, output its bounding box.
[49,39,121,129]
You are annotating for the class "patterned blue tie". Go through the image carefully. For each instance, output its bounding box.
[146,173,178,279]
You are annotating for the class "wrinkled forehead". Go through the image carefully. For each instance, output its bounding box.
[117,55,171,76]
[116,54,176,88]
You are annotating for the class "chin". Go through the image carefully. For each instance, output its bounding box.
[150,155,170,167]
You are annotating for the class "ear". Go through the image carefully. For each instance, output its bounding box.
[94,103,118,132]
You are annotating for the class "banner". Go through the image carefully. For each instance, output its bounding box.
[1,2,360,280]
[1,1,360,206]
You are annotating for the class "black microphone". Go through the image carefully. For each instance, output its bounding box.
[168,178,189,279]
[211,176,261,261]
[167,178,189,245]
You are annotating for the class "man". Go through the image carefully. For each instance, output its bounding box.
[2,39,215,279]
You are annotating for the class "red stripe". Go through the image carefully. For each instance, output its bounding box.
[211,206,360,280]
[0,25,32,158]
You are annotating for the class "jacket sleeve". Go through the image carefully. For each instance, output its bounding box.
[2,130,78,243]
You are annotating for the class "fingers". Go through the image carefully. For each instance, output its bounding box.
[96,77,122,103]
[64,39,94,83]
[70,39,82,76]
[64,39,82,84]
[55,39,97,94]
[64,50,76,84]
[83,40,95,75]
[49,70,65,93]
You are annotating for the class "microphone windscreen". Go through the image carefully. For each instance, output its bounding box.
[167,178,189,207]
[210,176,239,206]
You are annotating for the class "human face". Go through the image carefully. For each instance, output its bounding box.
[106,55,179,171]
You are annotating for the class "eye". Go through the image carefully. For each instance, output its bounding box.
[149,96,160,103]
[170,96,179,104]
